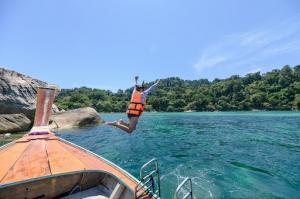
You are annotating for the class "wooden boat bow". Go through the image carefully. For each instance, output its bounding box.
[0,87,193,199]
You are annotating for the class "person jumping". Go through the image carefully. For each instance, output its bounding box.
[106,76,160,134]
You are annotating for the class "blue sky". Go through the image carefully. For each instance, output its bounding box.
[1,0,300,91]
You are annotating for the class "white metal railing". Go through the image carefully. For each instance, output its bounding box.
[173,177,193,199]
[135,159,161,198]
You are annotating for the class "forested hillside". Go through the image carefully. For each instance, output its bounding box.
[55,65,300,112]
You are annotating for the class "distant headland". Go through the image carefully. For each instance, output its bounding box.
[1,65,299,135]
[55,65,300,112]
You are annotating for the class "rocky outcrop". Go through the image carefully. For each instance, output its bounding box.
[0,114,32,133]
[0,67,60,120]
[0,67,103,134]
[49,107,103,130]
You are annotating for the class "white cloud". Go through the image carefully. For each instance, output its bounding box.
[194,55,228,72]
[193,18,300,73]
[261,40,300,55]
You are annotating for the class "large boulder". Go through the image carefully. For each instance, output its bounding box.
[0,114,31,134]
[0,67,60,120]
[49,107,103,130]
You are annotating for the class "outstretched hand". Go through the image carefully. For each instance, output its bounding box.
[135,76,139,84]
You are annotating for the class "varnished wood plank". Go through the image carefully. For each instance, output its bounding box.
[0,142,30,183]
[46,140,87,174]
[60,140,138,190]
[1,140,51,184]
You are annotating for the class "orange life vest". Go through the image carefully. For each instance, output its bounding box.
[126,90,146,116]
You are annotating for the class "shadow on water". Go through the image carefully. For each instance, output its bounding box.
[230,161,273,176]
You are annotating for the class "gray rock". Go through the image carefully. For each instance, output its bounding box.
[0,114,32,133]
[49,107,103,130]
[0,67,60,119]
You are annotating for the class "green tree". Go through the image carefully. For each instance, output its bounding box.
[55,65,300,112]
[293,94,300,110]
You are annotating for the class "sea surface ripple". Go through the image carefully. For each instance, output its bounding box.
[56,112,300,199]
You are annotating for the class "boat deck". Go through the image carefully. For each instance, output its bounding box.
[0,132,138,191]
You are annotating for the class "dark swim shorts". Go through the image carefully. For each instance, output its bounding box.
[127,114,139,119]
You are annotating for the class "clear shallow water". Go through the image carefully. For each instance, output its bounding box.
[56,112,300,199]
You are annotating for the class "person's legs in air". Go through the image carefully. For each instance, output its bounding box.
[118,119,128,126]
[105,115,139,134]
[127,116,139,133]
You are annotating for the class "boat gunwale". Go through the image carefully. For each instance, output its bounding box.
[0,169,134,195]
[0,140,17,151]
[59,137,140,185]
[0,137,159,199]
[0,137,141,195]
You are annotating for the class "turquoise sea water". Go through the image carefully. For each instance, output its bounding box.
[56,112,300,199]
